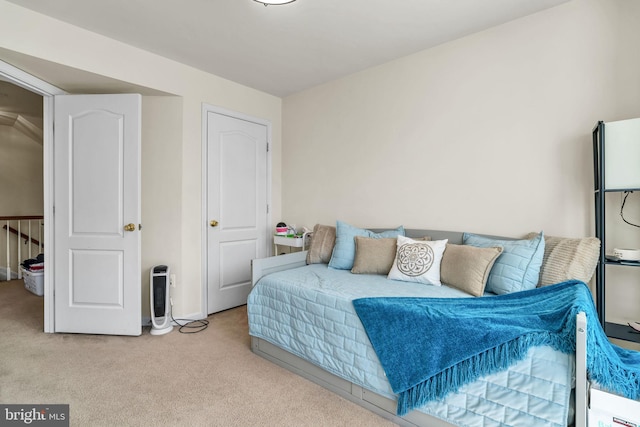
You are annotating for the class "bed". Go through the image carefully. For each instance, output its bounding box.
[247,226,638,427]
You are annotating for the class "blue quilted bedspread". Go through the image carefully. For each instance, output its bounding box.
[249,265,575,425]
[353,280,640,416]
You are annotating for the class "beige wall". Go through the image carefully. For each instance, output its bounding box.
[282,0,640,328]
[282,0,639,238]
[0,80,44,218]
[0,0,282,318]
[0,126,43,216]
[141,96,183,318]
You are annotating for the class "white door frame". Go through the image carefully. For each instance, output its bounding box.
[0,60,67,333]
[201,103,272,316]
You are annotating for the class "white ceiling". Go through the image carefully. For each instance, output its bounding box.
[5,0,568,97]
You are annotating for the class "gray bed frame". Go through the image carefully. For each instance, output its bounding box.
[250,229,589,427]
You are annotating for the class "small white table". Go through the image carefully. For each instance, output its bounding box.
[273,232,311,255]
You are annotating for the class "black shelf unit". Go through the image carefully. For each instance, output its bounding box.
[593,120,640,344]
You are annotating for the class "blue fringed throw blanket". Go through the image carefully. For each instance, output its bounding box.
[352,280,640,416]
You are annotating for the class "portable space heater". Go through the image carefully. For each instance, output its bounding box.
[150,265,173,335]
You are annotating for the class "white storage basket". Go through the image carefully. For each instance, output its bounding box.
[22,268,44,296]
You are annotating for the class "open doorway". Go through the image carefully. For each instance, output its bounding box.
[0,60,64,333]
[0,57,183,334]
[0,79,45,301]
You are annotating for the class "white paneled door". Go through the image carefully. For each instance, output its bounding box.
[54,94,141,335]
[206,109,268,314]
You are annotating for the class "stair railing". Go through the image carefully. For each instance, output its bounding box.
[0,216,44,281]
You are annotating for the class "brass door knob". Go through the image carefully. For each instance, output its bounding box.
[124,223,136,232]
[210,220,219,227]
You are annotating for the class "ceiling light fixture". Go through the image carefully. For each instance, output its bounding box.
[253,0,296,6]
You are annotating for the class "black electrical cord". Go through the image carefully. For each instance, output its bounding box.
[170,306,210,334]
[620,191,640,228]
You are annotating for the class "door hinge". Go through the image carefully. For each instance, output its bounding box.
[267,204,269,214]
[266,142,270,152]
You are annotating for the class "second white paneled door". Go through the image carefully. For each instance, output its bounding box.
[205,108,269,314]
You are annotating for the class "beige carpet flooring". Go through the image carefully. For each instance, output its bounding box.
[0,279,396,426]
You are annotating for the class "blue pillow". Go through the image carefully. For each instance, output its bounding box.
[328,221,405,270]
[462,231,545,295]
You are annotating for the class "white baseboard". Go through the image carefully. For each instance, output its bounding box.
[170,311,205,325]
[0,267,18,281]
[143,311,205,327]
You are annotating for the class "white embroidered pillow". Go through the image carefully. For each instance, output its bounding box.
[388,236,448,285]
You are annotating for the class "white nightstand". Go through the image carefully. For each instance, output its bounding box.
[274,232,311,255]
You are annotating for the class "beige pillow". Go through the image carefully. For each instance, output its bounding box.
[526,232,601,286]
[306,224,336,264]
[351,237,398,274]
[440,244,503,296]
[351,236,432,275]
